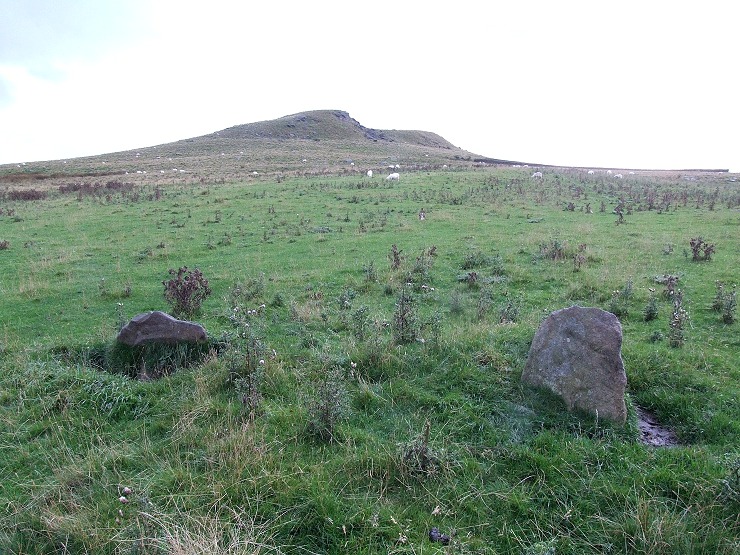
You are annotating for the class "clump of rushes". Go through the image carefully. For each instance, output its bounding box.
[402,420,440,476]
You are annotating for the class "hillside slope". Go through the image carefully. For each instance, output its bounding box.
[0,110,492,186]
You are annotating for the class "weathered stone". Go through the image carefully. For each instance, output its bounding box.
[522,306,627,423]
[116,311,207,347]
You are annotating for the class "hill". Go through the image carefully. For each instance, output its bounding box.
[0,110,502,187]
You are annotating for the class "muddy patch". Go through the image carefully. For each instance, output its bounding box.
[637,407,679,447]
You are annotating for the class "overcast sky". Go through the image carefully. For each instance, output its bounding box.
[1,1,737,171]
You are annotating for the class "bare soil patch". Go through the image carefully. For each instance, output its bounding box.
[637,406,679,447]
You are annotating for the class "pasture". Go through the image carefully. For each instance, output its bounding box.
[1,166,738,553]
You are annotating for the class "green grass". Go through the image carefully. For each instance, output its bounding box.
[1,167,738,553]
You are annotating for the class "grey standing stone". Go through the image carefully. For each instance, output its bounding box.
[522,306,627,423]
[117,311,207,347]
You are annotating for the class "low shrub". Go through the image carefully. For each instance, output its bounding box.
[8,188,47,201]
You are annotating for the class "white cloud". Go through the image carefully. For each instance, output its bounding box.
[0,1,737,171]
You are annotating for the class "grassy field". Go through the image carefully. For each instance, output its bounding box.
[1,164,738,554]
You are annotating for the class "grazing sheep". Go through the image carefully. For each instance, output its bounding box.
[386,172,400,181]
[531,171,543,179]
[587,170,595,175]
[614,173,623,179]
[607,170,613,175]
[367,170,373,178]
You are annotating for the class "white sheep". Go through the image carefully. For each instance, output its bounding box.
[607,170,613,175]
[587,170,595,175]
[531,171,543,179]
[367,170,373,178]
[386,172,400,181]
[614,173,623,179]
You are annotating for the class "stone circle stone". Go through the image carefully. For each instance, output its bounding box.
[116,311,207,347]
[521,305,627,423]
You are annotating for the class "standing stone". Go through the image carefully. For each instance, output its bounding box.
[522,306,627,423]
[116,311,207,347]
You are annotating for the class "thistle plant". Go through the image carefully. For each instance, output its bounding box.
[362,260,377,283]
[163,266,212,318]
[658,274,680,299]
[712,281,726,311]
[389,244,403,270]
[668,289,688,348]
[351,305,370,340]
[227,326,266,418]
[499,296,521,324]
[722,285,736,324]
[392,286,418,344]
[689,237,715,261]
[307,365,347,442]
[607,278,633,318]
[643,289,659,322]
[573,253,586,272]
[709,280,736,323]
[476,288,494,322]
